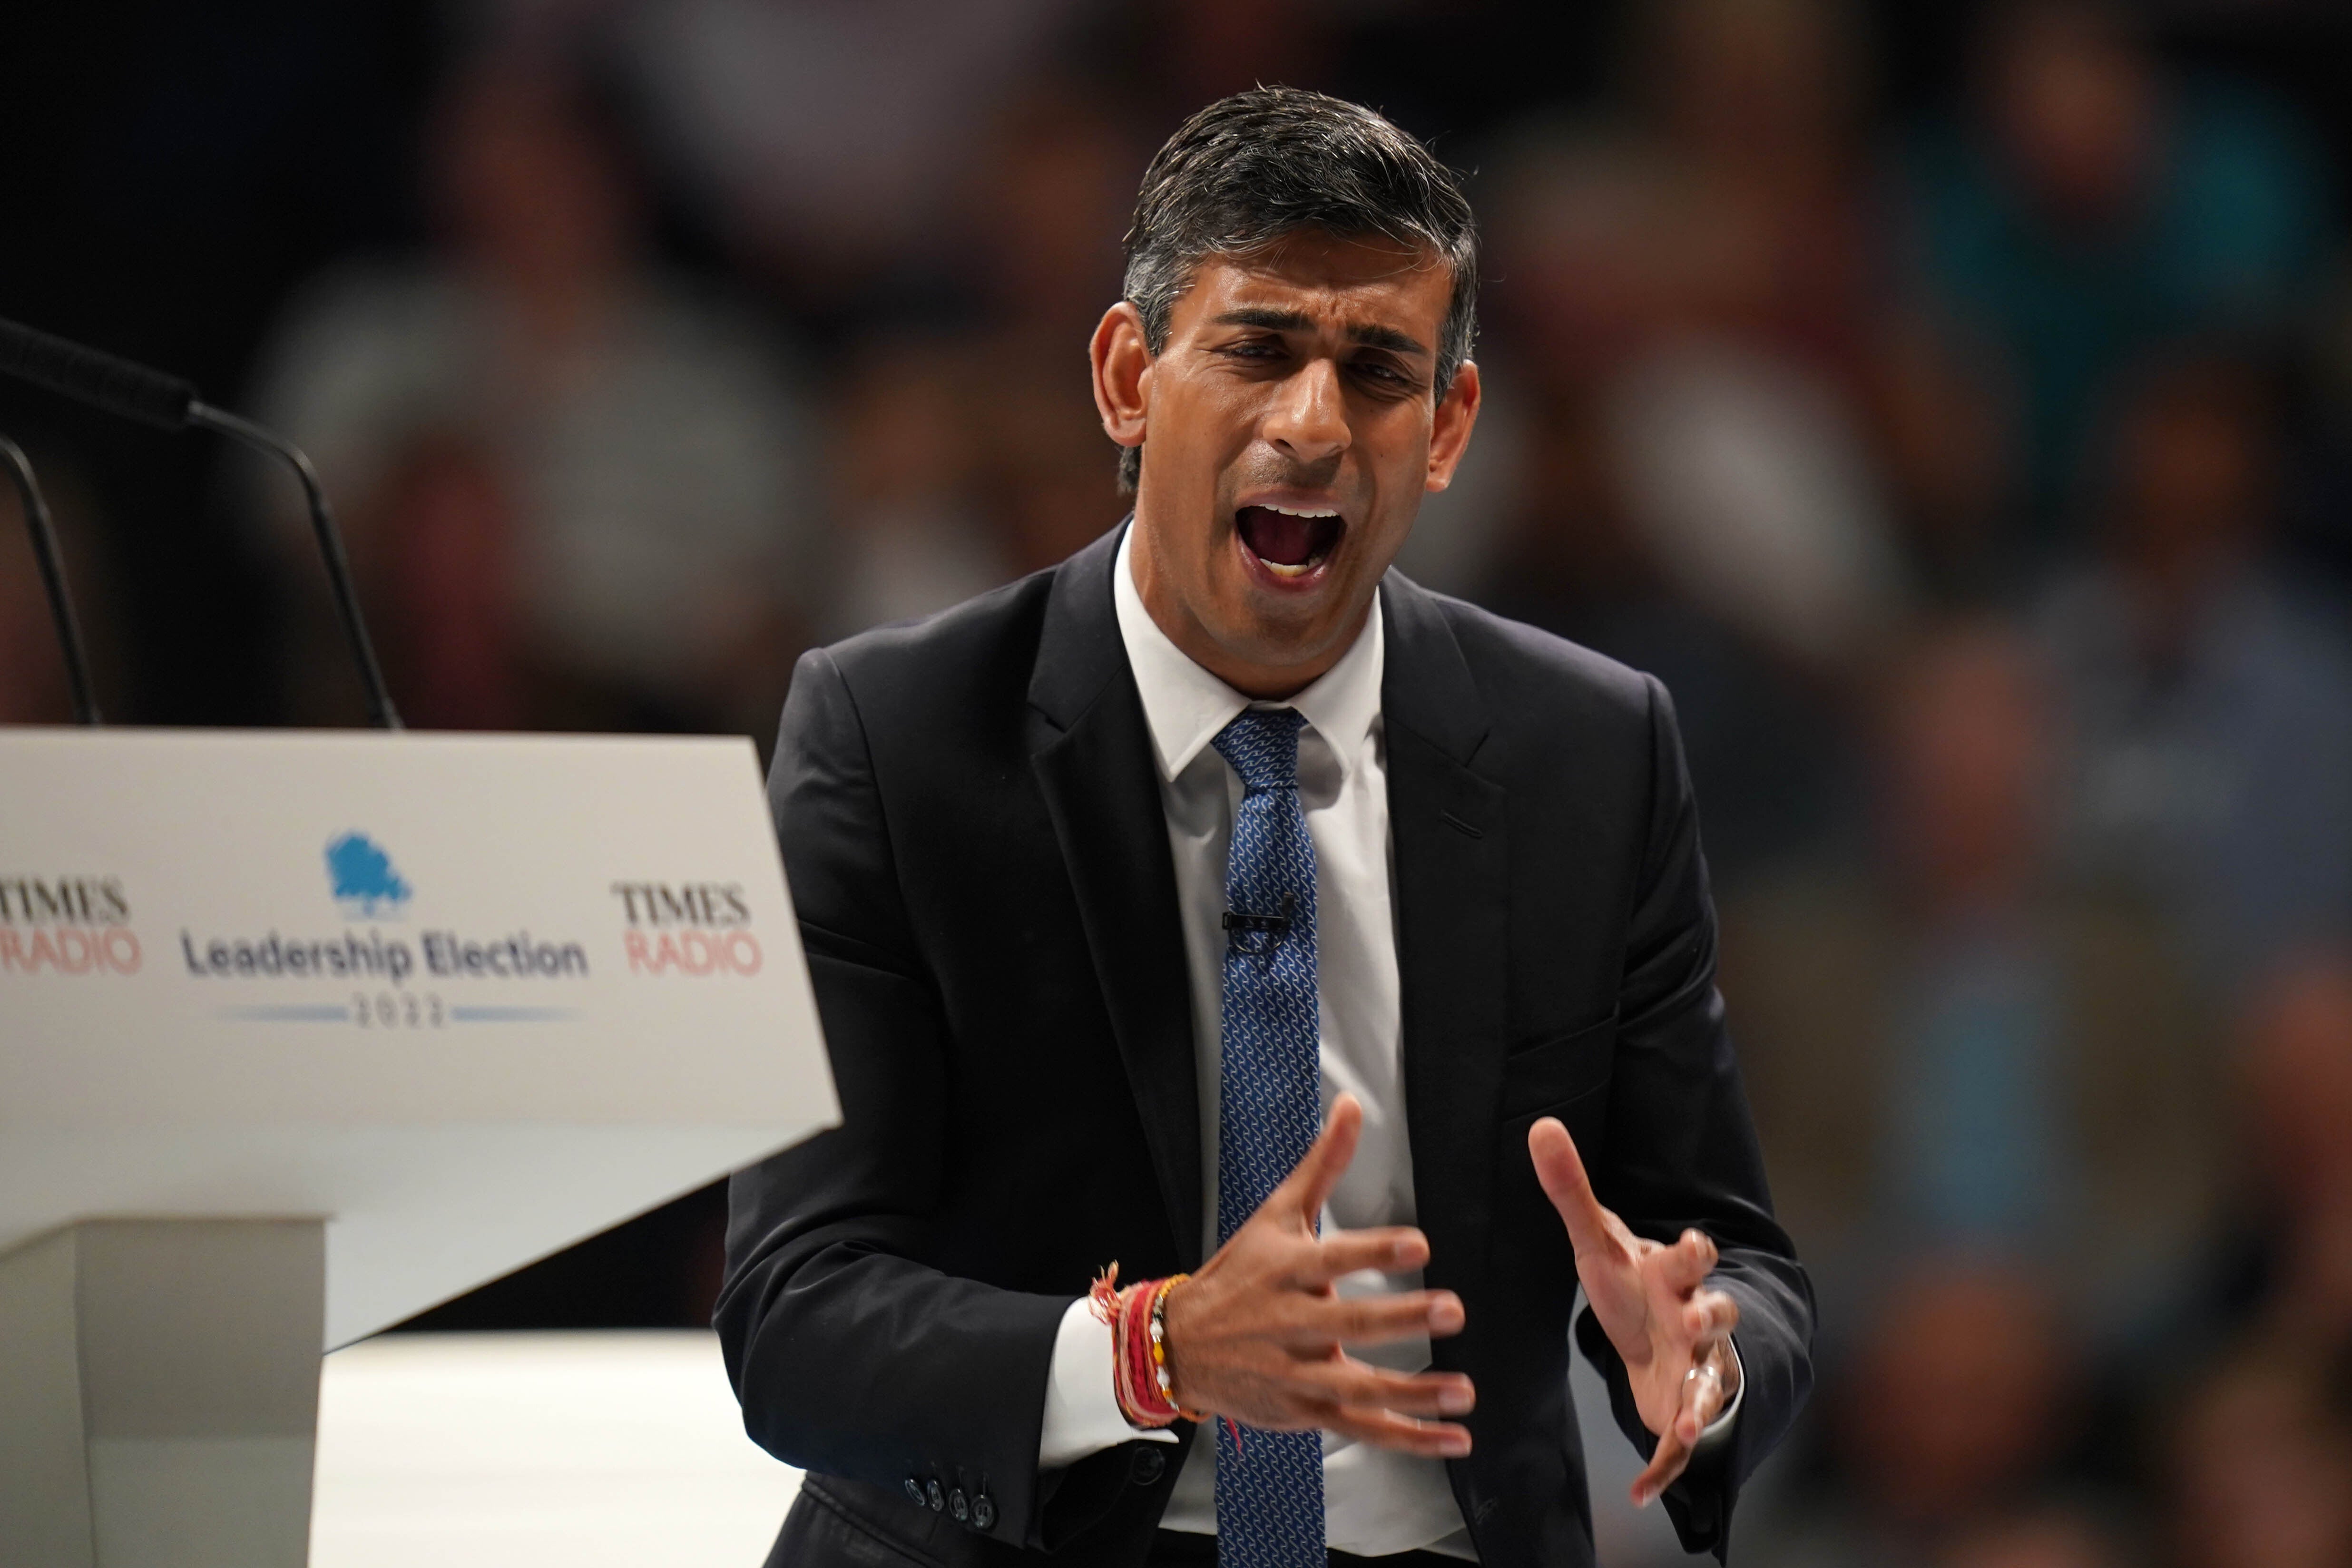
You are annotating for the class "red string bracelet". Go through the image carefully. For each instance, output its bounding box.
[1088,1264,1205,1429]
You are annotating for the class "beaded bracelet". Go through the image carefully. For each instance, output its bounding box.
[1088,1264,1205,1429]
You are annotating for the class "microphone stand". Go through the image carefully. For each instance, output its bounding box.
[187,403,402,731]
[0,435,100,725]
[0,315,402,731]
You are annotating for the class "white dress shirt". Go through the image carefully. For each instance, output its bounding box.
[1036,529,1736,1559]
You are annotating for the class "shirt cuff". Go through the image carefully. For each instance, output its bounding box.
[1037,1294,1182,1470]
[1691,1336,1744,1454]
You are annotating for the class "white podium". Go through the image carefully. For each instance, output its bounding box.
[0,728,838,1568]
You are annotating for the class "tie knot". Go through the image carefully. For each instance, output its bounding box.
[1212,706,1305,791]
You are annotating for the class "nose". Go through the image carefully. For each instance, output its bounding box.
[1263,356,1350,469]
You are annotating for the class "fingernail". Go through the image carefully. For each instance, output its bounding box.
[1632,1487,1653,1509]
[1428,1295,1463,1331]
[1439,1386,1474,1415]
[1440,1431,1471,1456]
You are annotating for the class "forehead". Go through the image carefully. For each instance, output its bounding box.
[1177,232,1452,339]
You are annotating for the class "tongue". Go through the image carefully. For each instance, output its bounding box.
[1237,506,1323,567]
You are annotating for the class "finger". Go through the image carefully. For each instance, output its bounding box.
[1672,1355,1730,1444]
[1674,1290,1739,1351]
[1651,1229,1719,1296]
[1630,1416,1693,1508]
[1274,1094,1363,1226]
[1321,1407,1473,1459]
[1293,1226,1430,1285]
[1296,1358,1477,1419]
[1528,1117,1615,1260]
[1278,1289,1465,1347]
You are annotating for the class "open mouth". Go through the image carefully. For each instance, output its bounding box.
[1235,504,1344,583]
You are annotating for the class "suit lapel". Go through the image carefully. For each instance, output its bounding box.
[1381,573,1509,1344]
[1029,527,1205,1268]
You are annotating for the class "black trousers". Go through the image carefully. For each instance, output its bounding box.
[1148,1530,1466,1566]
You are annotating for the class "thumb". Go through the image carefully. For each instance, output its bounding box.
[1274,1093,1363,1229]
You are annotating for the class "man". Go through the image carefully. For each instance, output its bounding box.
[718,88,1813,1567]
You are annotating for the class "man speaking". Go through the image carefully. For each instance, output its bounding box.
[718,88,1813,1566]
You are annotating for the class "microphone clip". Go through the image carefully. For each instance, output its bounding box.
[1222,895,1296,956]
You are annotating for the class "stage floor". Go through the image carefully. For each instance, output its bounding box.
[308,1322,1703,1566]
[310,1331,802,1567]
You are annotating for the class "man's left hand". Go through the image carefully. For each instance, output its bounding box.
[1529,1117,1741,1507]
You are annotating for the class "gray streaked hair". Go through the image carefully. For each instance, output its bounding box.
[1116,86,1480,495]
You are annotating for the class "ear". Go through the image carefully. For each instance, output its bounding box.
[1092,301,1152,454]
[1424,360,1483,494]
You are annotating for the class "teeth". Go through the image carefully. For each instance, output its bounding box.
[1262,560,1315,578]
[1260,504,1339,519]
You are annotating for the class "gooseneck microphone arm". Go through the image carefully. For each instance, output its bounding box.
[0,435,101,724]
[186,402,400,730]
[0,315,402,729]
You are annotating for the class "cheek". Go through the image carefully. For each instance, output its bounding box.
[1358,422,1434,533]
[1153,364,1254,444]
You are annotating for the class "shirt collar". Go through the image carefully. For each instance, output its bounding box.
[1111,524,1384,783]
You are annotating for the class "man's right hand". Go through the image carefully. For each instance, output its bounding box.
[1159,1094,1475,1456]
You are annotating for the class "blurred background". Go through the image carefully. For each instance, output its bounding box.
[6,0,2352,1562]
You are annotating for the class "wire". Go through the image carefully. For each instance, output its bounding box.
[0,434,100,724]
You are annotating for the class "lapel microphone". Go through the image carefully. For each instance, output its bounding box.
[0,315,402,730]
[1222,893,1297,953]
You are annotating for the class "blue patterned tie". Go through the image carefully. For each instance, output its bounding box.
[1209,707,1325,1568]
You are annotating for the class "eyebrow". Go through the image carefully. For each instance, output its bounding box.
[1211,307,1431,358]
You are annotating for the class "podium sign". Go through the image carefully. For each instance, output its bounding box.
[0,728,838,1567]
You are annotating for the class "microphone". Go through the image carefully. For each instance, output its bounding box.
[0,316,402,729]
[0,436,101,724]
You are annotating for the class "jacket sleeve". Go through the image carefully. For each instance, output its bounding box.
[714,647,1085,1551]
[1572,674,1817,1561]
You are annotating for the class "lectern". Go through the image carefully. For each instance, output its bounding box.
[0,728,838,1568]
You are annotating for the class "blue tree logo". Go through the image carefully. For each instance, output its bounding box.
[326,833,411,918]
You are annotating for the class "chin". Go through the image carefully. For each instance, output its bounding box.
[1212,578,1364,673]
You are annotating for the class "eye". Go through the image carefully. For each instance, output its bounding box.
[1352,358,1417,391]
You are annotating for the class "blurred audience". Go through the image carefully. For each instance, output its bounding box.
[1472,0,1919,880]
[250,50,821,731]
[1940,1509,2122,1568]
[2166,1341,2352,1568]
[1627,0,1884,380]
[951,81,1138,577]
[821,337,1006,641]
[1724,620,2222,1328]
[2215,952,2352,1354]
[1758,1256,2097,1568]
[1897,0,2334,540]
[2034,347,2352,994]
[1505,0,1910,672]
[1872,311,2029,601]
[618,0,1088,307]
[364,432,528,731]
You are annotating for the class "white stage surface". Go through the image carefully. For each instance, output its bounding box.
[310,1332,801,1567]
[307,1325,1703,1568]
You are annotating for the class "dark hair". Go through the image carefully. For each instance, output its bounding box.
[1117,87,1480,494]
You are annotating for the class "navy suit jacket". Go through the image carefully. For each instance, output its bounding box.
[717,525,1813,1565]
